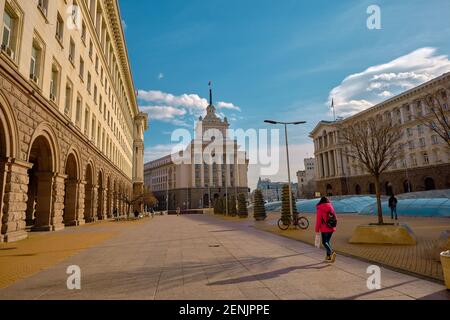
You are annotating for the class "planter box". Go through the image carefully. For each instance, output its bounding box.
[349,224,416,245]
[441,251,450,290]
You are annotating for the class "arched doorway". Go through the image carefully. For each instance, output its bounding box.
[27,136,55,231]
[84,163,94,222]
[64,153,78,226]
[0,101,15,238]
[113,180,117,216]
[97,171,104,220]
[424,177,436,191]
[385,182,393,196]
[368,183,376,195]
[355,185,361,195]
[203,194,210,208]
[326,184,333,196]
[403,180,412,193]
[106,176,112,218]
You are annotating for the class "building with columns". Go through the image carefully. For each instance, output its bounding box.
[0,0,147,242]
[310,72,450,197]
[144,89,249,211]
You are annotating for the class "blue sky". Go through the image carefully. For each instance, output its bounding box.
[119,0,450,189]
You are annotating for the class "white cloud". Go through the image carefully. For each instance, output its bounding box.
[138,89,241,126]
[329,47,450,117]
[139,106,186,120]
[217,101,241,111]
[121,19,127,31]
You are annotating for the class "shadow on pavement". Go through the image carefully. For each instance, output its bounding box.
[208,263,331,286]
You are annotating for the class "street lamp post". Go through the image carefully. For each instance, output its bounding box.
[264,120,307,220]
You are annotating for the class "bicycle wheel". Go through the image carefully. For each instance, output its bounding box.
[298,217,310,230]
[277,219,290,231]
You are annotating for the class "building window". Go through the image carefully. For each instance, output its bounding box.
[87,72,92,93]
[84,108,90,136]
[37,0,48,17]
[50,63,60,103]
[64,80,73,117]
[69,38,75,64]
[408,141,415,150]
[423,152,429,165]
[75,95,82,127]
[431,135,439,145]
[417,124,424,135]
[29,40,43,85]
[406,128,413,137]
[81,21,87,44]
[56,13,64,44]
[89,40,93,59]
[79,57,84,80]
[94,85,97,103]
[419,138,426,148]
[410,154,417,167]
[1,3,21,62]
[91,116,96,142]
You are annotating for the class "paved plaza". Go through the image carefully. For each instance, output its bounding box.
[0,214,449,300]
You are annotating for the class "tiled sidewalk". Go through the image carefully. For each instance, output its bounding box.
[255,212,450,281]
[0,215,448,300]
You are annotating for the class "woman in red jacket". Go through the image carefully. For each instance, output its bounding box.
[315,197,337,263]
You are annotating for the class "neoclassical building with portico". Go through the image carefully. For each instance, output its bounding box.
[310,72,450,197]
[0,0,147,242]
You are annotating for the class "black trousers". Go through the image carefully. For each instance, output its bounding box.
[321,232,334,257]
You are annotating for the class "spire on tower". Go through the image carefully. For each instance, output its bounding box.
[208,81,212,105]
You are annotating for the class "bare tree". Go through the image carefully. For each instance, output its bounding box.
[338,117,403,225]
[418,92,450,148]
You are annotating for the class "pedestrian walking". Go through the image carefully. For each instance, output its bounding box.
[315,197,338,263]
[389,194,398,220]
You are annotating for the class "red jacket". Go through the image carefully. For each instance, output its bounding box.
[315,202,337,233]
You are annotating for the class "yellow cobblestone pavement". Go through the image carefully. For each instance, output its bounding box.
[252,212,450,282]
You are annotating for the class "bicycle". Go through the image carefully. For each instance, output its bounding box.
[278,214,310,231]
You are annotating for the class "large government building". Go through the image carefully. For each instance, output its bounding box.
[0,0,147,242]
[144,91,249,211]
[310,72,450,197]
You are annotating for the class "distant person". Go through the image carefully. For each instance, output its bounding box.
[113,208,118,218]
[315,197,338,263]
[389,194,398,220]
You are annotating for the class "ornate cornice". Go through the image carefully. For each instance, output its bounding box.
[103,0,139,116]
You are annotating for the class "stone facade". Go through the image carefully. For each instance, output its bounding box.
[310,72,450,197]
[0,0,147,242]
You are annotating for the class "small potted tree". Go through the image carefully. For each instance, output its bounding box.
[237,193,249,219]
[253,189,267,221]
[228,195,237,217]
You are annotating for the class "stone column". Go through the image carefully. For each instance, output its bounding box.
[51,174,66,231]
[102,188,108,220]
[106,189,112,218]
[76,180,86,225]
[328,152,335,177]
[323,152,330,177]
[0,159,32,242]
[91,185,98,221]
[399,107,405,124]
